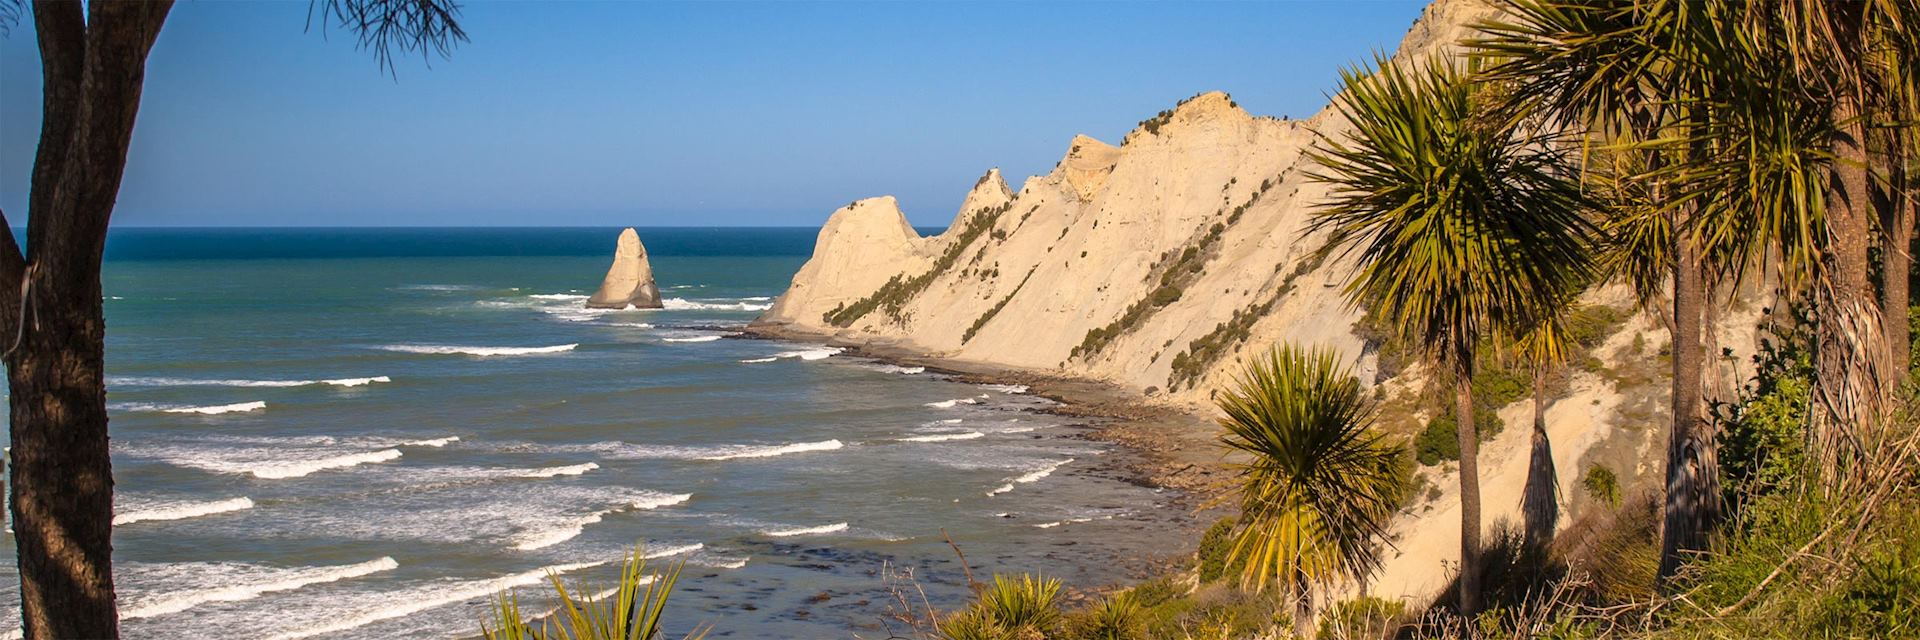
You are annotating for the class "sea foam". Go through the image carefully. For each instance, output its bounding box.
[377,344,576,356]
[763,522,849,537]
[987,458,1074,496]
[899,432,985,443]
[114,497,255,526]
[121,557,398,620]
[662,298,773,311]
[263,561,608,640]
[509,493,692,550]
[108,376,390,388]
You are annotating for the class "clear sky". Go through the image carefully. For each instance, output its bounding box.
[1,1,1426,227]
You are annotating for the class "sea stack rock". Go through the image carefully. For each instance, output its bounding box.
[586,228,663,309]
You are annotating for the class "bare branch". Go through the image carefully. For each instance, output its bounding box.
[308,0,468,77]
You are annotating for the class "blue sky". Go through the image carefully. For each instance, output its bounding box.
[0,1,1425,227]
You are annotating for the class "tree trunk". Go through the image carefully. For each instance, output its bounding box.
[1658,231,1719,584]
[1521,365,1557,549]
[1883,150,1912,385]
[1453,370,1482,615]
[1815,91,1884,470]
[9,2,172,638]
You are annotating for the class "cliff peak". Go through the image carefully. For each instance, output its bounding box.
[1059,135,1121,202]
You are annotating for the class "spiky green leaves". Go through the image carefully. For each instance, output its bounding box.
[1215,345,1404,595]
[1308,54,1596,371]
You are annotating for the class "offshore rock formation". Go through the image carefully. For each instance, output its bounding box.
[586,228,663,309]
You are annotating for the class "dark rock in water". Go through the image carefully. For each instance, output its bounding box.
[586,227,664,309]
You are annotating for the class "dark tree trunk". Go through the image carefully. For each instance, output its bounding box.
[8,2,172,638]
[1521,365,1557,549]
[1453,369,1482,615]
[1814,63,1883,466]
[1658,230,1719,584]
[1883,150,1912,385]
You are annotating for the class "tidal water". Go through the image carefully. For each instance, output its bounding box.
[0,228,1188,638]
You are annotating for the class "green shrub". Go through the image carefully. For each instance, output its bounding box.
[1196,517,1237,583]
[1064,592,1146,640]
[964,268,1036,343]
[1580,464,1620,508]
[1415,413,1461,465]
[940,574,1063,640]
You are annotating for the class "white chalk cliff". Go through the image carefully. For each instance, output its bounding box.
[587,228,663,309]
[755,0,1762,601]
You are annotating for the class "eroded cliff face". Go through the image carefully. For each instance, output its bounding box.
[754,0,1497,403]
[754,0,1766,601]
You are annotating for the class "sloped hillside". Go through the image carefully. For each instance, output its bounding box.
[756,0,1502,406]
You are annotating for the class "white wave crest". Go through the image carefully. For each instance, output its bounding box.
[170,401,266,415]
[401,436,459,447]
[114,497,254,526]
[234,449,403,479]
[378,344,575,356]
[739,357,778,364]
[263,561,607,640]
[528,293,588,301]
[925,398,980,409]
[774,347,842,361]
[699,556,750,569]
[114,401,267,415]
[900,432,985,443]
[872,364,925,374]
[662,298,773,311]
[662,335,723,343]
[764,522,849,537]
[510,493,692,550]
[515,462,599,478]
[123,557,398,620]
[987,458,1074,496]
[108,376,390,388]
[696,439,843,461]
[983,384,1030,394]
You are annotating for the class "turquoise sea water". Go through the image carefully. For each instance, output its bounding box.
[0,228,1190,638]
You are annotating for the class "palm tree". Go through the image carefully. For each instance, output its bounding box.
[1307,55,1593,613]
[1514,313,1571,549]
[1473,0,1743,585]
[1215,344,1404,637]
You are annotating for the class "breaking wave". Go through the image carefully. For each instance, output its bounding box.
[763,522,849,537]
[662,298,773,311]
[122,557,399,620]
[108,376,390,388]
[377,344,575,356]
[899,432,985,443]
[114,497,255,526]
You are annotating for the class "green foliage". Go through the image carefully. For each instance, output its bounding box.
[1316,596,1406,639]
[964,268,1036,343]
[1196,517,1238,583]
[939,574,1064,640]
[823,202,1011,327]
[1063,592,1146,640]
[1167,249,1327,390]
[1075,171,1283,362]
[1307,52,1595,374]
[1716,304,1815,519]
[1562,305,1626,350]
[1413,403,1499,466]
[1415,413,1461,465]
[481,548,705,640]
[1216,344,1406,593]
[1580,464,1619,508]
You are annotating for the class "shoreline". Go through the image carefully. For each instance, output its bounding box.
[741,322,1236,503]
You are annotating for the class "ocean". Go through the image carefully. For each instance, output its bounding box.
[0,228,1189,638]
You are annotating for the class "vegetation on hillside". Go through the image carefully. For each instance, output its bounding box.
[823,202,1013,327]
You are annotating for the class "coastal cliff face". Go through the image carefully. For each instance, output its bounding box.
[758,0,1502,403]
